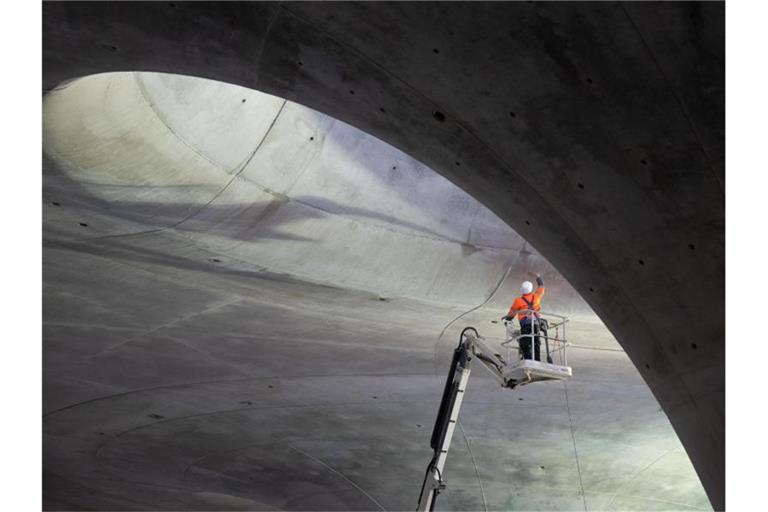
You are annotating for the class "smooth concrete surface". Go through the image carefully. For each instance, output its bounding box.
[44,72,709,511]
[43,72,588,312]
[43,2,724,509]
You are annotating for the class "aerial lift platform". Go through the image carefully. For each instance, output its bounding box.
[417,310,572,511]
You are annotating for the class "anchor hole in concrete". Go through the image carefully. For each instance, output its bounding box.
[577,183,584,189]
[147,413,164,420]
[586,77,593,84]
[641,159,648,166]
[455,161,461,166]
[525,220,531,226]
[645,364,650,369]
[349,90,355,95]
[433,110,446,122]
[379,107,386,113]
[79,222,88,227]
[433,48,440,54]
[689,244,696,250]
[691,343,698,350]
[51,201,60,206]
[509,111,516,118]
[638,259,645,266]
[241,99,246,103]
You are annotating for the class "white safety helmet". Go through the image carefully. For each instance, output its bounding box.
[521,281,534,295]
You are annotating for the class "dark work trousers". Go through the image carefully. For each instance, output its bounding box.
[519,319,541,361]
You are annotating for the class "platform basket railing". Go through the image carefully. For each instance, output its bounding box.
[500,309,569,366]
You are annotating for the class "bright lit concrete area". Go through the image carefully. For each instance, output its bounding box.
[43,3,724,511]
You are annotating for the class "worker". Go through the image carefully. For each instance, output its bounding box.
[503,274,545,361]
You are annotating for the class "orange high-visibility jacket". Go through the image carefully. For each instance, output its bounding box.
[507,285,545,321]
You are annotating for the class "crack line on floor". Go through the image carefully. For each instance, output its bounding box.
[564,380,588,511]
[288,445,386,511]
[458,420,488,512]
[84,297,245,361]
[43,372,431,419]
[605,446,679,510]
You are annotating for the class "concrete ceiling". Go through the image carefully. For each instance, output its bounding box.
[42,2,724,510]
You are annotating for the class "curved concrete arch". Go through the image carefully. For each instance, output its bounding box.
[45,71,583,309]
[43,2,724,509]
